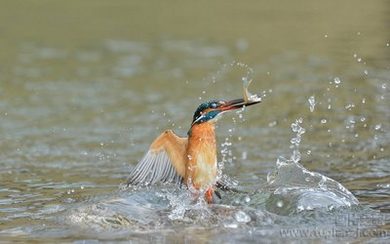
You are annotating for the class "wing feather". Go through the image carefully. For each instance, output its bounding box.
[126,130,187,186]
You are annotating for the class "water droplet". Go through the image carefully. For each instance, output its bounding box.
[244,196,251,203]
[364,70,368,75]
[362,98,366,104]
[386,43,390,47]
[353,53,357,58]
[375,124,382,130]
[345,104,355,110]
[334,77,341,84]
[324,34,328,38]
[321,119,327,124]
[357,58,362,62]
[268,121,277,127]
[276,200,284,208]
[308,95,316,112]
[382,83,387,89]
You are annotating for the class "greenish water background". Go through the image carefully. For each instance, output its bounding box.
[0,1,389,242]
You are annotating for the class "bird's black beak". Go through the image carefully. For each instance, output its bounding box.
[219,98,261,112]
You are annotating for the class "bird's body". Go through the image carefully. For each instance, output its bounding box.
[186,122,217,202]
[126,98,260,203]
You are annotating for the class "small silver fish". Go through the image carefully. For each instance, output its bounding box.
[243,78,261,103]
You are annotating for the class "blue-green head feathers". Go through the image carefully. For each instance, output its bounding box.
[191,100,223,125]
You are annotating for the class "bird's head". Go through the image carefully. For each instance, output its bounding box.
[191,98,260,126]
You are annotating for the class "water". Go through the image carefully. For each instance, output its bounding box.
[1,1,389,242]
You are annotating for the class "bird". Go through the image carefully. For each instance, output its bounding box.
[126,98,260,203]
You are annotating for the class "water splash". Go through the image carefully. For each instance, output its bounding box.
[266,119,359,215]
[289,118,305,163]
[308,95,316,112]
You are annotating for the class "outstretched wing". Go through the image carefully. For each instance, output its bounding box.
[126,130,187,186]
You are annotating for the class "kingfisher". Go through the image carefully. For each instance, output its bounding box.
[126,98,260,203]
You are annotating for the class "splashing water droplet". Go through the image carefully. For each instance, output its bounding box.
[308,95,316,112]
[276,200,284,208]
[345,104,355,110]
[334,77,341,84]
[268,121,277,127]
[244,196,251,203]
[288,118,305,163]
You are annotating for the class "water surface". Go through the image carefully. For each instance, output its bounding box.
[0,1,389,242]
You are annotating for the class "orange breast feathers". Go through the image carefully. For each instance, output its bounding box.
[185,123,218,189]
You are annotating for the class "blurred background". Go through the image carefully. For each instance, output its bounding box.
[0,0,389,242]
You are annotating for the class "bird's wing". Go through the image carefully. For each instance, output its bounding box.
[126,130,187,186]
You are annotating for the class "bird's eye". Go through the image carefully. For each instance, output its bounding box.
[210,103,217,108]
